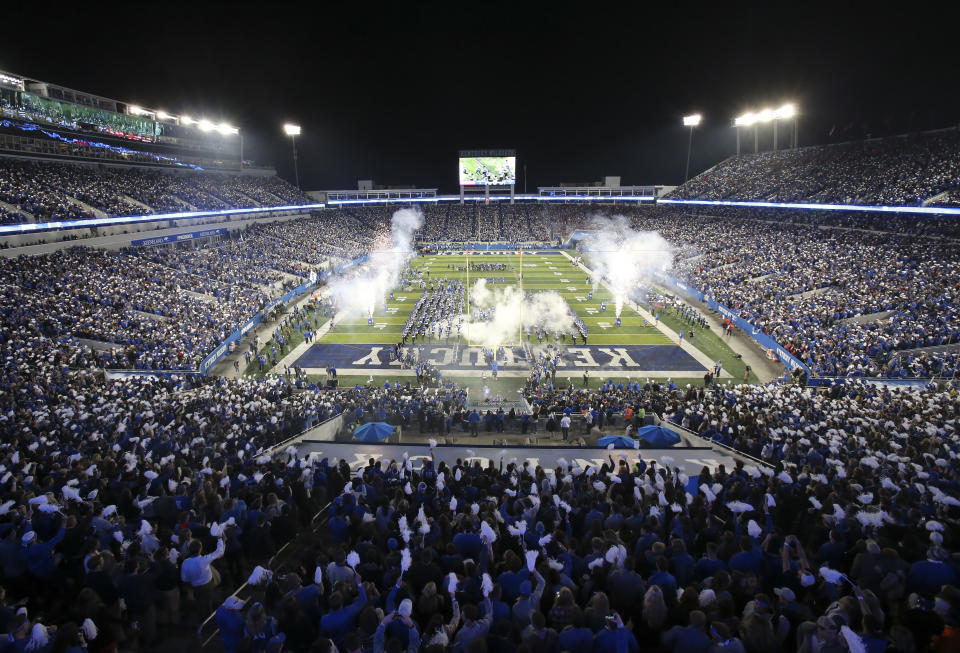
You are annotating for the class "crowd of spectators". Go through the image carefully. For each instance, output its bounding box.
[0,170,957,652]
[668,129,960,206]
[549,204,960,379]
[622,207,960,379]
[0,157,313,222]
[196,376,956,653]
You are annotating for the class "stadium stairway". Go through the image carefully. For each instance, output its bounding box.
[121,194,154,213]
[0,199,32,222]
[65,195,107,218]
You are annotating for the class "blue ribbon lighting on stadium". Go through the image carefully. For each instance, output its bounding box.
[657,198,960,216]
[0,204,326,236]
[326,195,655,206]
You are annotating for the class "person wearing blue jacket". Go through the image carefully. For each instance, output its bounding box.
[593,613,639,653]
[22,528,65,582]
[318,573,367,644]
[214,596,246,653]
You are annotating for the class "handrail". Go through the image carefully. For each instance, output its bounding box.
[658,413,769,468]
[197,501,333,648]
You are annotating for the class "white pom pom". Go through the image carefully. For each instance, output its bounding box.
[450,497,457,512]
[926,520,944,532]
[593,481,606,492]
[819,566,845,585]
[747,520,762,538]
[507,520,527,538]
[481,573,494,597]
[547,559,564,571]
[726,500,753,513]
[455,469,462,482]
[809,496,822,509]
[526,550,539,571]
[401,548,412,572]
[840,625,866,653]
[347,550,360,568]
[604,545,620,564]
[539,534,552,547]
[447,572,458,595]
[404,482,413,495]
[480,521,498,544]
[607,443,615,451]
[429,438,437,449]
[855,510,886,528]
[248,565,273,585]
[81,618,98,640]
[314,565,323,585]
[471,503,480,515]
[765,493,776,507]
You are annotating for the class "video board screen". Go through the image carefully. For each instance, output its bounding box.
[458,156,516,186]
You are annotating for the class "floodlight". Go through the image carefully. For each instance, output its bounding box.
[284,124,301,136]
[129,105,145,115]
[683,114,702,127]
[756,109,774,123]
[198,119,215,132]
[218,122,238,135]
[735,112,756,126]
[776,103,796,119]
[157,111,173,120]
[180,116,194,125]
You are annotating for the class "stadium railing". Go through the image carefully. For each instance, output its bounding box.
[196,500,334,649]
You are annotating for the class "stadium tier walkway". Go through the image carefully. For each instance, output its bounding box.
[211,284,324,379]
[560,250,734,379]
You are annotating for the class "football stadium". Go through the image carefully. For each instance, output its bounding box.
[0,11,958,653]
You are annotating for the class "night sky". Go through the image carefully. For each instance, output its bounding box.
[3,3,957,192]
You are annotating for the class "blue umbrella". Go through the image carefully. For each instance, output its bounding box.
[597,434,637,449]
[635,425,681,447]
[353,421,394,442]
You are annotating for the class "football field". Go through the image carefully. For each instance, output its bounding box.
[293,251,710,379]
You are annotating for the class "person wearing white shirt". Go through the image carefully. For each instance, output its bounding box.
[560,415,571,441]
[181,536,224,589]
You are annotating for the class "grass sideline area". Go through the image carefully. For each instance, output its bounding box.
[650,298,760,383]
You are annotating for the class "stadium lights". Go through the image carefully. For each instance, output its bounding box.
[682,114,702,182]
[128,105,146,115]
[218,122,239,135]
[157,111,173,121]
[283,124,302,189]
[180,116,195,125]
[776,103,796,119]
[734,103,799,153]
[198,119,216,132]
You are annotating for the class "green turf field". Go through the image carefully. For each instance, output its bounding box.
[319,252,671,347]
